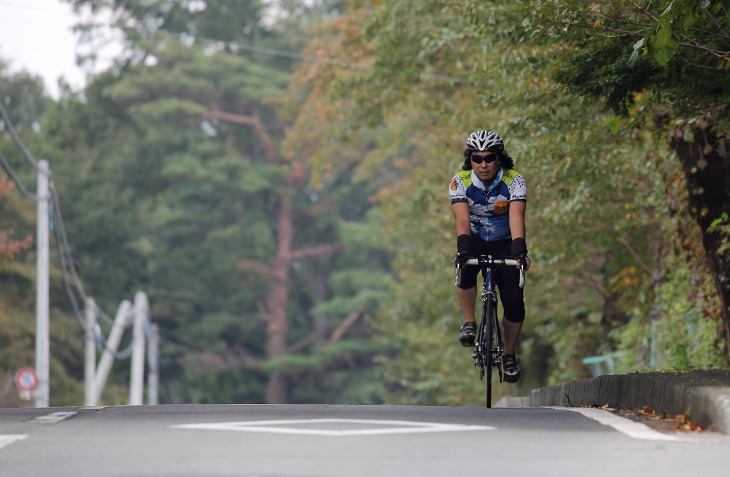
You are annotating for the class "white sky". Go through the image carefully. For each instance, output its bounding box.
[0,1,296,98]
[0,0,91,98]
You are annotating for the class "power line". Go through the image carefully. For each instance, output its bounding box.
[0,148,37,200]
[0,100,44,171]
[0,100,121,332]
[0,100,87,324]
[180,31,459,82]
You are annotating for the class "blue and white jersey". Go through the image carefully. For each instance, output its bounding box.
[449,168,527,241]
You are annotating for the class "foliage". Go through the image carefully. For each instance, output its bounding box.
[613,256,725,371]
[0,60,46,130]
[609,141,726,372]
[2,0,727,408]
[0,178,33,262]
[287,0,728,404]
[530,0,730,364]
[0,173,36,407]
[31,0,388,405]
[0,68,85,406]
[532,0,730,122]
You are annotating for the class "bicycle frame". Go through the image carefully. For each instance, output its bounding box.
[476,265,503,375]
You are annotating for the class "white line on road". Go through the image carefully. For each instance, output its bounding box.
[33,411,77,424]
[0,435,28,450]
[553,407,693,441]
[173,418,496,436]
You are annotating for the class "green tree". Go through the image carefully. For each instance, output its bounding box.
[284,0,727,404]
[43,0,386,404]
[0,64,84,406]
[532,0,730,361]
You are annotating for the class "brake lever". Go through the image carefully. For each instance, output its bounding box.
[519,264,526,289]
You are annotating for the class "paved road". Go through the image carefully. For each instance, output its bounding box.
[1,404,728,477]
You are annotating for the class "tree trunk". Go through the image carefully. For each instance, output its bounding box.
[207,107,341,403]
[206,108,297,403]
[265,194,293,404]
[668,120,730,363]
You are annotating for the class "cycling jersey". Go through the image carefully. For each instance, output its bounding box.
[449,168,527,241]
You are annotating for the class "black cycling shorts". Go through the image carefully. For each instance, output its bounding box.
[456,237,525,323]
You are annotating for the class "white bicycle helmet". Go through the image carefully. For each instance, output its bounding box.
[466,130,504,151]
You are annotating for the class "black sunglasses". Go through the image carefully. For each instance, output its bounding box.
[471,153,498,165]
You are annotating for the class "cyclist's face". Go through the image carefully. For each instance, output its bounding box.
[471,152,500,182]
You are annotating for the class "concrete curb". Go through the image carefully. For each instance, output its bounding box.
[529,370,730,434]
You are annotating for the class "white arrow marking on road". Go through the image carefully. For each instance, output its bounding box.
[0,435,28,450]
[173,418,496,436]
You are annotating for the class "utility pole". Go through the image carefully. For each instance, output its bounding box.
[84,298,97,406]
[35,160,50,408]
[94,300,132,403]
[129,292,148,405]
[147,324,159,405]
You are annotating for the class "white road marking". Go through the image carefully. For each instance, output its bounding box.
[0,435,28,450]
[33,411,77,424]
[553,407,692,441]
[173,418,496,436]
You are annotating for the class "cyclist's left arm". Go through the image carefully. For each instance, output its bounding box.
[509,201,530,270]
[509,201,526,239]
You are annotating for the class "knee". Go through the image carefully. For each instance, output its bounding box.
[503,303,525,323]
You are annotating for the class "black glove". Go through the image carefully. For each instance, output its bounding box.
[453,234,472,266]
[456,234,472,255]
[511,237,529,267]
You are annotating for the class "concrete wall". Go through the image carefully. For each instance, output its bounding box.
[529,370,730,434]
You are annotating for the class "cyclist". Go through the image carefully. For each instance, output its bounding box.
[449,130,529,383]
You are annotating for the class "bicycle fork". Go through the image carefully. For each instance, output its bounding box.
[473,270,504,378]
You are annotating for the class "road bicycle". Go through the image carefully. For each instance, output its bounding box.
[455,256,525,408]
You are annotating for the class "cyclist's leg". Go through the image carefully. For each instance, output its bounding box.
[457,286,478,324]
[455,236,484,345]
[491,238,525,347]
[494,240,525,382]
[456,267,479,345]
[455,239,480,326]
[496,269,525,355]
[457,287,478,346]
[503,319,523,357]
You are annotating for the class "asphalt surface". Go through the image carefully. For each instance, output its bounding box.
[1,404,729,477]
[529,370,730,433]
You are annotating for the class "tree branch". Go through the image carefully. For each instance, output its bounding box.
[616,234,654,276]
[286,309,364,353]
[326,310,363,346]
[194,349,264,373]
[705,9,730,40]
[573,268,607,295]
[237,258,271,277]
[288,244,342,260]
[204,107,281,164]
[625,0,660,22]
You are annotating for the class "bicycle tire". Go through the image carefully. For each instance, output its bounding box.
[484,295,495,408]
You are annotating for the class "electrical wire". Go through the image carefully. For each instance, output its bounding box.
[0,100,43,171]
[0,102,107,339]
[177,31,458,82]
[49,182,85,328]
[0,99,137,360]
[0,148,37,200]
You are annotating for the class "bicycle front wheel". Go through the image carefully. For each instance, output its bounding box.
[483,296,496,408]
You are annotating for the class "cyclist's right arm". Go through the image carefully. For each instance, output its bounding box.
[451,202,471,237]
[450,174,471,239]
